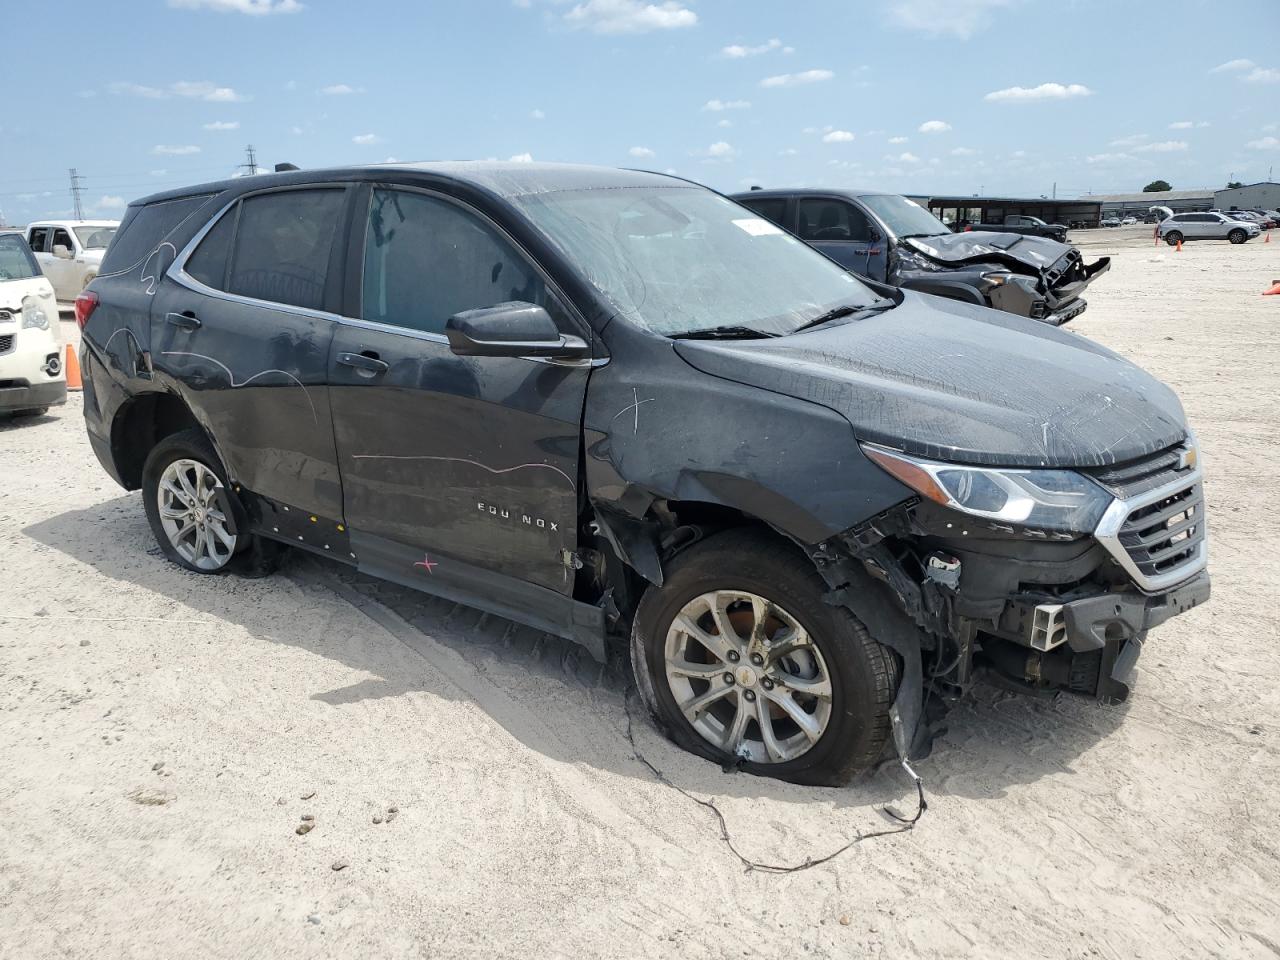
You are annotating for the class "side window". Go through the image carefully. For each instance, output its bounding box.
[798,199,869,242]
[28,227,49,253]
[226,189,345,311]
[186,205,238,290]
[362,188,547,335]
[741,198,787,228]
[99,194,212,274]
[52,228,75,253]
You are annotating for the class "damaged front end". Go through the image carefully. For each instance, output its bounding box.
[893,233,1110,326]
[809,437,1209,762]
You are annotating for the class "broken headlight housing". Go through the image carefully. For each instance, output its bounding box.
[893,245,945,273]
[21,295,49,330]
[861,443,1112,534]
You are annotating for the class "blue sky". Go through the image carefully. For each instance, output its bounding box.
[2,0,1279,224]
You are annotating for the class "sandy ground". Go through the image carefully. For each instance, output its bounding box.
[2,225,1279,959]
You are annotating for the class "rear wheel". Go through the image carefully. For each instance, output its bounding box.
[1228,229,1248,245]
[630,529,899,785]
[142,429,251,574]
[1165,230,1183,245]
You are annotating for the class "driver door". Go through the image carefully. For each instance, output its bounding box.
[327,184,592,616]
[797,197,887,282]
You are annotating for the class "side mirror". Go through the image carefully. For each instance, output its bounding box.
[53,244,72,259]
[445,301,589,360]
[867,226,882,242]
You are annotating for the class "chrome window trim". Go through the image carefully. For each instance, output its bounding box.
[1093,464,1207,594]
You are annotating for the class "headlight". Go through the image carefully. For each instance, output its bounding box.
[21,296,49,330]
[862,443,1112,533]
[981,271,1013,287]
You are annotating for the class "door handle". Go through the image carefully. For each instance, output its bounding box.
[337,351,389,375]
[166,311,202,331]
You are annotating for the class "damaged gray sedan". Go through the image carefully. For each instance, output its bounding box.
[733,188,1110,325]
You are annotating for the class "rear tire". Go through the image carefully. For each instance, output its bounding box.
[1228,229,1247,245]
[630,528,899,786]
[142,429,269,576]
[1164,231,1183,245]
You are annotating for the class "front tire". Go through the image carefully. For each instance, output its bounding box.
[142,429,250,574]
[1228,229,1247,245]
[630,529,899,786]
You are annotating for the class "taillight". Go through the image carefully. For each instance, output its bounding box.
[74,290,99,330]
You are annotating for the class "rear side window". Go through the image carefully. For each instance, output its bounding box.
[98,195,213,274]
[27,227,49,253]
[185,208,237,290]
[227,189,345,311]
[362,188,545,335]
[740,197,787,228]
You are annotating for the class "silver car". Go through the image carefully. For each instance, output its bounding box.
[1158,212,1261,245]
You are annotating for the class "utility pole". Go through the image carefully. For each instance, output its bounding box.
[69,168,85,220]
[242,144,259,176]
[1052,181,1057,199]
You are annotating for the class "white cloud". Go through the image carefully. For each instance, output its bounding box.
[95,195,127,211]
[509,152,534,162]
[721,38,782,58]
[1110,133,1148,148]
[111,80,246,102]
[149,169,168,176]
[885,0,1015,39]
[152,144,202,155]
[290,125,304,134]
[530,108,546,120]
[1085,152,1137,164]
[1209,58,1254,74]
[320,84,362,95]
[1011,149,1026,158]
[717,119,732,128]
[168,0,302,13]
[1168,121,1193,130]
[707,141,735,158]
[760,69,833,88]
[203,120,240,130]
[779,148,798,156]
[918,119,951,133]
[984,82,1092,102]
[1133,140,1187,153]
[629,146,656,158]
[822,130,855,143]
[384,156,399,163]
[1247,136,1280,150]
[352,133,382,144]
[888,135,908,144]
[564,0,696,34]
[898,152,921,163]
[1244,67,1280,84]
[703,98,751,111]
[950,146,977,156]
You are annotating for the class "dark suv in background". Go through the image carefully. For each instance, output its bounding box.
[78,163,1207,785]
[732,188,1109,325]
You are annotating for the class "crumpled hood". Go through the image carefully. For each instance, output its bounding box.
[674,293,1187,468]
[905,231,1072,272]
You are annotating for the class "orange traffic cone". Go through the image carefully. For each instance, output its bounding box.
[1176,239,1183,253]
[64,344,82,391]
[1263,279,1280,296]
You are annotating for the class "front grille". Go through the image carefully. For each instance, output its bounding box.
[1090,441,1207,592]
[0,334,13,355]
[1045,249,1082,290]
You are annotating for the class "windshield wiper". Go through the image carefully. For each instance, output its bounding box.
[793,298,895,333]
[669,325,779,340]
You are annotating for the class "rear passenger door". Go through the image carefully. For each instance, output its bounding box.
[797,197,886,281]
[326,183,590,610]
[155,185,351,535]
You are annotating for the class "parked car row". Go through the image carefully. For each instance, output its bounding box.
[76,161,1209,784]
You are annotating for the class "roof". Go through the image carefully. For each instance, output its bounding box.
[923,195,1100,206]
[1085,189,1214,203]
[728,188,892,200]
[134,161,687,207]
[26,219,120,227]
[1216,181,1280,190]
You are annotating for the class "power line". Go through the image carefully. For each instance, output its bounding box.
[69,168,86,220]
[242,144,259,177]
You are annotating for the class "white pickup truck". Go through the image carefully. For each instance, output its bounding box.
[25,219,119,302]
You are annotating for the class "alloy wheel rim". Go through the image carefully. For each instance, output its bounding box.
[663,590,833,764]
[157,458,236,571]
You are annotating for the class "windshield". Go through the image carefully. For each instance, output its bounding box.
[0,234,41,281]
[74,225,117,249]
[857,194,950,239]
[512,186,878,337]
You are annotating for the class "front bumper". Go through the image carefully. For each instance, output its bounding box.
[0,378,67,412]
[986,256,1111,326]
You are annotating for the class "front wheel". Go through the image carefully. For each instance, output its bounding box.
[1165,231,1183,245]
[1228,229,1248,245]
[630,529,899,785]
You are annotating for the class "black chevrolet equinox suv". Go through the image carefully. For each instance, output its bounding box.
[79,163,1210,784]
